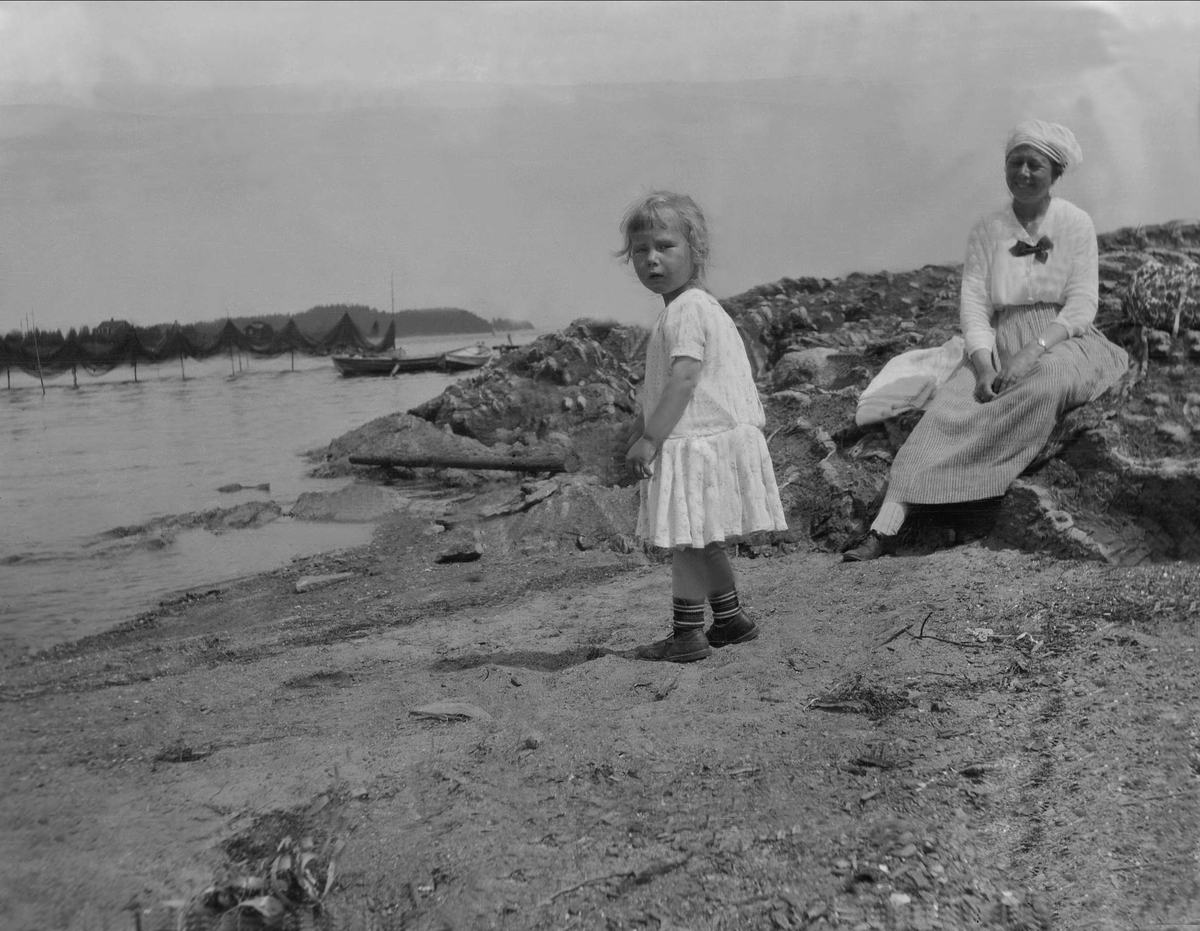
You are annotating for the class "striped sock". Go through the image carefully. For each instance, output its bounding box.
[708,589,742,626]
[672,597,706,633]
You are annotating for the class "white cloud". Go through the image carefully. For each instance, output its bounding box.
[0,1,99,92]
[1,0,1196,333]
[1,0,1149,96]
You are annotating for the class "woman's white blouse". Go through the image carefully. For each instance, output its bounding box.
[959,197,1100,358]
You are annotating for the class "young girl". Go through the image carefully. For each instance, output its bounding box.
[617,191,788,663]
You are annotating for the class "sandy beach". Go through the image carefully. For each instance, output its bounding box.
[3,477,1199,930]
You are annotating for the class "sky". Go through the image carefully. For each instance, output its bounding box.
[1,0,1198,335]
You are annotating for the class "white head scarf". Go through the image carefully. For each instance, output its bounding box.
[1005,120,1083,172]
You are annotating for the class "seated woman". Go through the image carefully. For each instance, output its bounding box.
[844,120,1129,561]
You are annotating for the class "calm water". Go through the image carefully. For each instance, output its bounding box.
[0,333,534,658]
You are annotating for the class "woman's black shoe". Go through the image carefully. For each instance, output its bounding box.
[842,530,893,562]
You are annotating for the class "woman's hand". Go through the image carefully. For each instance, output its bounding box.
[626,436,659,480]
[974,367,999,403]
[971,350,999,403]
[994,343,1043,394]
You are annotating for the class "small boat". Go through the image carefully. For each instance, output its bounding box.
[442,342,493,371]
[332,343,493,377]
[332,353,444,377]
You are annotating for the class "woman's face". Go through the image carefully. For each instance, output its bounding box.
[1006,144,1056,205]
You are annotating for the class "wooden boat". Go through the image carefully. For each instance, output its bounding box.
[332,343,493,377]
[332,353,444,376]
[441,343,493,371]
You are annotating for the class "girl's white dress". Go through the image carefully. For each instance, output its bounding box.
[637,288,788,549]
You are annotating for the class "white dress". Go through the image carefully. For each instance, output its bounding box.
[637,288,788,549]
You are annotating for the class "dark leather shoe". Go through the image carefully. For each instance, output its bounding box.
[842,530,893,562]
[633,628,712,663]
[706,611,759,648]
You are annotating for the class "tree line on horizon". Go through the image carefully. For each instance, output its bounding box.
[0,303,537,380]
[3,303,534,347]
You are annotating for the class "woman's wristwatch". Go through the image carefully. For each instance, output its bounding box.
[1035,337,1049,352]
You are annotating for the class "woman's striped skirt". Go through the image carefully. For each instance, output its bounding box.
[885,303,1129,504]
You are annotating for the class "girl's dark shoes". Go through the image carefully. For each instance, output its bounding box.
[633,615,759,661]
[842,530,894,562]
[634,628,712,663]
[706,611,759,648]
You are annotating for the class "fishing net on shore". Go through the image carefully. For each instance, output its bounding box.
[12,363,73,379]
[82,361,122,376]
[0,313,398,379]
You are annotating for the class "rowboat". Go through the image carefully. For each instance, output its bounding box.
[332,354,443,376]
[442,343,493,371]
[332,343,493,377]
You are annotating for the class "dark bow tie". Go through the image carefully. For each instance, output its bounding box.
[1010,236,1053,263]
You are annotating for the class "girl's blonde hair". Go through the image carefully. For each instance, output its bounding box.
[615,191,710,281]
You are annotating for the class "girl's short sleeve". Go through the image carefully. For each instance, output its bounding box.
[663,291,707,362]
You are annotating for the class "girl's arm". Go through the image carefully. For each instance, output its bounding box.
[621,411,646,472]
[626,356,702,477]
[627,411,646,443]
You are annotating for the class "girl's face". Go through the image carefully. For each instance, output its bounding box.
[630,218,695,304]
[1005,144,1056,206]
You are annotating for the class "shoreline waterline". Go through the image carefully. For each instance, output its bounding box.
[1,332,544,660]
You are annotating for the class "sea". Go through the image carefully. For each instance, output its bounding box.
[0,332,541,660]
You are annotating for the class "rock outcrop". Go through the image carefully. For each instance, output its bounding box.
[321,220,1200,565]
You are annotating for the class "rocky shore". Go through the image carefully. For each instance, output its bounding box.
[321,219,1200,566]
[2,221,1198,931]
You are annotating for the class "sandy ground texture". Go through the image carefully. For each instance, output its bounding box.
[6,218,1199,931]
[2,501,1199,931]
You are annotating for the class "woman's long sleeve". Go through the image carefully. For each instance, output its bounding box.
[959,222,996,358]
[1050,212,1099,337]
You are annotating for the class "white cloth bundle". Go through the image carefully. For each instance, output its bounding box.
[855,336,965,426]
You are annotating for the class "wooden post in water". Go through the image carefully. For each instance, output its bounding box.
[5,366,9,389]
[72,363,77,388]
[132,350,138,383]
[179,349,186,381]
[290,348,295,372]
[229,344,235,377]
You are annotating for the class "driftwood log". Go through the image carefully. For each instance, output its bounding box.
[349,451,580,474]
